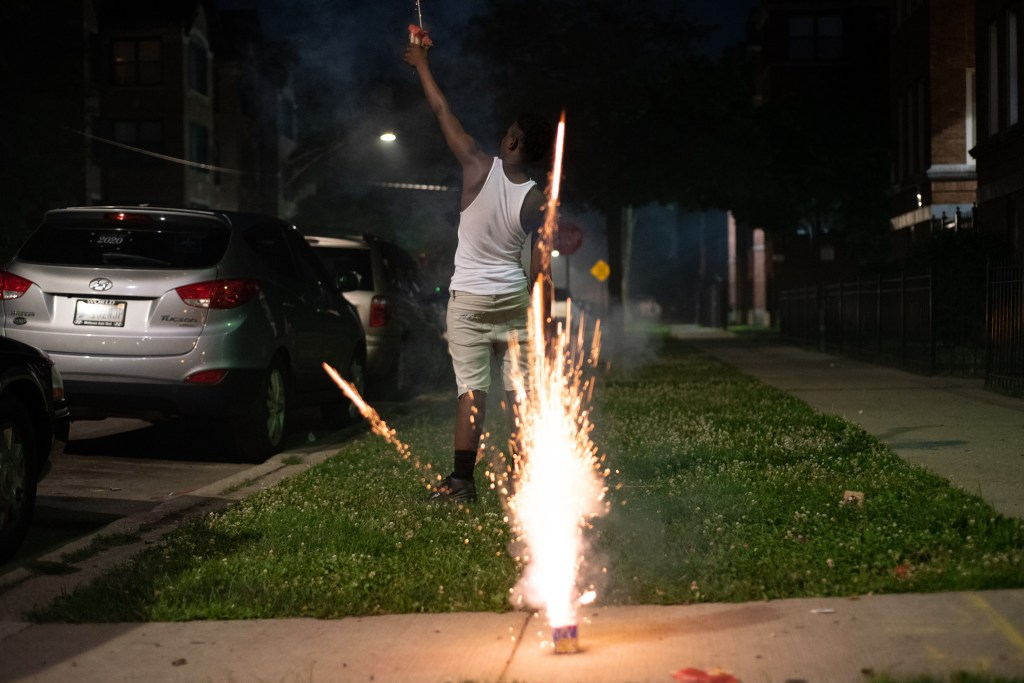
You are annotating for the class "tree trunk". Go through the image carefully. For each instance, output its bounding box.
[605,201,623,311]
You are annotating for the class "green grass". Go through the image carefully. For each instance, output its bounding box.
[30,336,1024,622]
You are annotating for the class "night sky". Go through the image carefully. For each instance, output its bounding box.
[221,0,762,81]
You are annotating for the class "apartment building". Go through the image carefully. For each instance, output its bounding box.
[974,0,1024,257]
[8,0,291,217]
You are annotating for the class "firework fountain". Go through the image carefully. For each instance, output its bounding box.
[503,112,609,653]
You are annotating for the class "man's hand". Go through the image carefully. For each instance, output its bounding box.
[404,43,428,69]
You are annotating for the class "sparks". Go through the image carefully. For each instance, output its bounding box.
[537,111,567,279]
[505,111,609,637]
[322,361,438,487]
[506,286,606,630]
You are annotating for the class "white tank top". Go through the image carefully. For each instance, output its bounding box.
[450,158,536,294]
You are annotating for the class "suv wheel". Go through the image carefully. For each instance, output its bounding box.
[230,360,289,462]
[0,395,38,563]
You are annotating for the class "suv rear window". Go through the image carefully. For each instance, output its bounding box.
[17,213,231,268]
[312,246,374,291]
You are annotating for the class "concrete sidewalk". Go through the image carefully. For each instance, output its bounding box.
[2,328,1023,683]
[1,589,1024,682]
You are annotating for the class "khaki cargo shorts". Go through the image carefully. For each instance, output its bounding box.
[446,289,530,396]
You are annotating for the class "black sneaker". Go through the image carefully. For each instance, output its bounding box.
[429,475,477,503]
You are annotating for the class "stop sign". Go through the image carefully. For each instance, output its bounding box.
[555,221,583,255]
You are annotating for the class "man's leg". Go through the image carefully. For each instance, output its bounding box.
[452,389,487,481]
[430,388,485,502]
[436,295,492,502]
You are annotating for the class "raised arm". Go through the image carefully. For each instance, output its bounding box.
[404,43,492,204]
[523,186,553,319]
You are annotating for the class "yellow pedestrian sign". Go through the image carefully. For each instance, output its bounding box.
[590,259,610,282]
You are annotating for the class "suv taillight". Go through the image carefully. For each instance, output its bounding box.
[0,271,33,300]
[369,295,391,327]
[176,279,260,309]
[185,369,228,384]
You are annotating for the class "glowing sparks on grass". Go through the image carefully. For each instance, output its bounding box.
[322,362,437,487]
[505,111,610,640]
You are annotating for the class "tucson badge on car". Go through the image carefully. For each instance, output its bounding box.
[1,207,366,461]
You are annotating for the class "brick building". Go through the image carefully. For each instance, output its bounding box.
[3,0,292,229]
[973,0,1024,257]
[888,0,977,257]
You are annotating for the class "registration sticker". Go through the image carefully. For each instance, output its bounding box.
[74,299,127,327]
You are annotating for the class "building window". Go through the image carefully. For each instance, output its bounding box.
[279,93,296,140]
[817,16,843,60]
[189,122,210,172]
[111,120,163,165]
[1008,11,1019,126]
[897,93,907,179]
[916,81,926,172]
[188,40,208,95]
[966,68,977,161]
[788,15,843,61]
[989,21,1000,135]
[789,16,815,60]
[112,38,161,85]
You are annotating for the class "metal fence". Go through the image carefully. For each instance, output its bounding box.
[986,259,1024,395]
[779,268,989,377]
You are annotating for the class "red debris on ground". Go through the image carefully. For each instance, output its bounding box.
[671,667,740,683]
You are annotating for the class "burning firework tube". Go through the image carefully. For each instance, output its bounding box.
[551,623,580,654]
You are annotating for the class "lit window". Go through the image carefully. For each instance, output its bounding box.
[112,39,161,85]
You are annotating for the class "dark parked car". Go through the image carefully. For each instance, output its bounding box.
[305,234,448,398]
[0,337,70,562]
[1,207,366,461]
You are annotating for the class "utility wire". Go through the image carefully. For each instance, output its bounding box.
[71,128,267,176]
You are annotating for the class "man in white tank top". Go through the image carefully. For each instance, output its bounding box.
[405,38,553,503]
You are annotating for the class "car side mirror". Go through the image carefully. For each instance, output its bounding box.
[336,271,360,292]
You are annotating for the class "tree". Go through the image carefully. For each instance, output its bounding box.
[0,0,92,260]
[461,0,737,312]
[724,47,893,269]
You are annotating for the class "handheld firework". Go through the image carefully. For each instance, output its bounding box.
[408,0,433,47]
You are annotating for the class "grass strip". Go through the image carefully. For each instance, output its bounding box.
[30,336,1024,622]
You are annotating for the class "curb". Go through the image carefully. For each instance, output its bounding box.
[0,436,353,621]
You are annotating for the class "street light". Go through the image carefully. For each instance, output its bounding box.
[379,132,397,143]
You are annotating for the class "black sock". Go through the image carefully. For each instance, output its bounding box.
[453,450,476,481]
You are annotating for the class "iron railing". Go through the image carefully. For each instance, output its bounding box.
[986,258,1024,395]
[780,268,988,377]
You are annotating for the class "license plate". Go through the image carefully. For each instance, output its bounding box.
[74,299,127,327]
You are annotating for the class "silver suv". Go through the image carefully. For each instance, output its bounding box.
[305,234,447,398]
[1,207,366,461]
